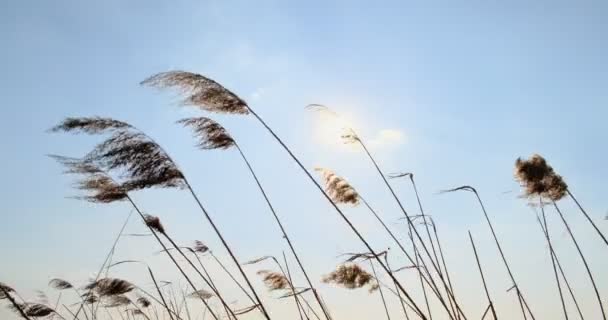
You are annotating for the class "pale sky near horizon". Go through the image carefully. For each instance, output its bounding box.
[1,1,607,319]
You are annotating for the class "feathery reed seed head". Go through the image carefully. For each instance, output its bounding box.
[85,278,134,296]
[322,264,378,292]
[143,215,165,234]
[257,270,290,291]
[178,117,235,150]
[141,71,249,115]
[24,304,55,317]
[50,117,132,134]
[315,168,360,205]
[188,290,214,300]
[193,240,209,253]
[136,296,151,308]
[515,154,568,201]
[103,295,131,308]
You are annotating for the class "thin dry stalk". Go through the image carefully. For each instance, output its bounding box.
[1,285,31,320]
[553,202,606,320]
[567,190,608,247]
[368,260,391,320]
[538,200,568,320]
[442,186,534,320]
[468,231,497,320]
[147,268,176,320]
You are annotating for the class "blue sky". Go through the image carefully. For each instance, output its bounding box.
[1,1,607,319]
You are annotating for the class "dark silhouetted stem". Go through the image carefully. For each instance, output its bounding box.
[283,252,308,320]
[469,189,534,320]
[468,231,497,320]
[384,255,410,320]
[538,200,568,320]
[183,179,271,320]
[369,260,391,320]
[356,140,466,320]
[553,202,606,320]
[147,267,176,320]
[567,190,608,247]
[235,143,331,320]
[246,108,428,320]
[0,286,30,320]
[209,251,256,305]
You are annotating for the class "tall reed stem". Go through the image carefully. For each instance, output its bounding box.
[552,202,606,320]
[467,188,534,320]
[147,267,176,320]
[538,200,568,320]
[282,252,309,320]
[369,260,391,320]
[235,143,331,320]
[0,286,31,320]
[468,231,497,320]
[384,255,410,320]
[567,190,608,247]
[356,140,467,320]
[246,108,428,320]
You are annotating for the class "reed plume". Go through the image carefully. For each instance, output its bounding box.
[257,270,291,291]
[85,278,134,297]
[188,290,214,300]
[514,154,567,201]
[314,168,360,205]
[48,279,73,290]
[193,240,209,253]
[322,264,378,293]
[136,297,151,308]
[23,303,56,318]
[141,71,249,115]
[143,215,165,234]
[103,295,131,308]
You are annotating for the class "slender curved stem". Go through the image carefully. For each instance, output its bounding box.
[468,231,497,320]
[553,202,606,320]
[0,286,31,320]
[369,260,391,320]
[235,143,331,320]
[567,190,608,247]
[538,200,568,320]
[147,267,176,320]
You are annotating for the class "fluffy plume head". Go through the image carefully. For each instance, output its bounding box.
[51,117,186,192]
[0,282,14,299]
[85,278,134,296]
[322,264,378,292]
[193,240,209,253]
[50,155,128,203]
[141,71,249,115]
[23,304,56,318]
[103,295,131,308]
[257,270,291,291]
[136,296,151,308]
[188,290,214,300]
[315,168,360,205]
[81,293,99,305]
[143,215,165,234]
[178,117,235,150]
[49,278,74,290]
[514,154,568,201]
[49,117,132,135]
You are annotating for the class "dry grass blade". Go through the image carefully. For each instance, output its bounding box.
[257,270,291,291]
[439,185,477,194]
[322,264,378,293]
[49,279,73,290]
[85,278,134,296]
[387,172,413,179]
[141,71,249,115]
[515,154,568,201]
[178,117,235,150]
[279,288,312,299]
[314,168,360,205]
[243,256,274,265]
[234,304,260,315]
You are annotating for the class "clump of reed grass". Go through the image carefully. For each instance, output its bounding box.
[322,264,378,293]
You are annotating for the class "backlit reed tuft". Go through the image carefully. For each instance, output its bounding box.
[136,296,151,308]
[178,117,235,150]
[85,278,134,296]
[48,278,73,290]
[49,117,132,134]
[257,270,290,291]
[141,71,249,115]
[315,168,360,205]
[322,264,378,293]
[515,154,567,201]
[143,215,165,234]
